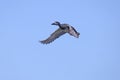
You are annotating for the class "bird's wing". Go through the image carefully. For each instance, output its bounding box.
[68,26,80,38]
[40,28,67,44]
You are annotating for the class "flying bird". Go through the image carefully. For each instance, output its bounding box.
[40,21,80,44]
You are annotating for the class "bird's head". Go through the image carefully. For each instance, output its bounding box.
[51,21,60,25]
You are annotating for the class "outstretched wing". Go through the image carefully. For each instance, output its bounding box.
[68,26,80,38]
[40,28,67,44]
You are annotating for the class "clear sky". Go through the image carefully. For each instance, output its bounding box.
[0,0,120,80]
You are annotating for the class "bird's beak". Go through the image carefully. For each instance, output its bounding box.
[51,23,55,25]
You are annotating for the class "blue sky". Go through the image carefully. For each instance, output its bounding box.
[0,0,120,80]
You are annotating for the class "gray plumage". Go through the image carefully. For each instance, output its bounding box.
[40,21,80,44]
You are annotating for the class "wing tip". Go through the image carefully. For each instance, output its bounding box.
[39,40,51,44]
[39,40,46,44]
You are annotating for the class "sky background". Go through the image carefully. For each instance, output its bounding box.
[0,0,120,80]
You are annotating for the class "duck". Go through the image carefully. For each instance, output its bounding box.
[40,21,80,44]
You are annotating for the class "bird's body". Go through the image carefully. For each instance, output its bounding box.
[40,21,80,44]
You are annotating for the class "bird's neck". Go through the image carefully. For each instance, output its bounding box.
[57,23,63,28]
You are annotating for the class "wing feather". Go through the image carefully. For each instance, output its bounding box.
[68,26,80,38]
[40,28,67,44]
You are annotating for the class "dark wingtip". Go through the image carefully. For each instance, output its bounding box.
[39,40,51,44]
[39,40,46,44]
[77,33,80,38]
[78,32,80,35]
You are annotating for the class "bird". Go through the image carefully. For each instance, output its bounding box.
[40,21,80,44]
